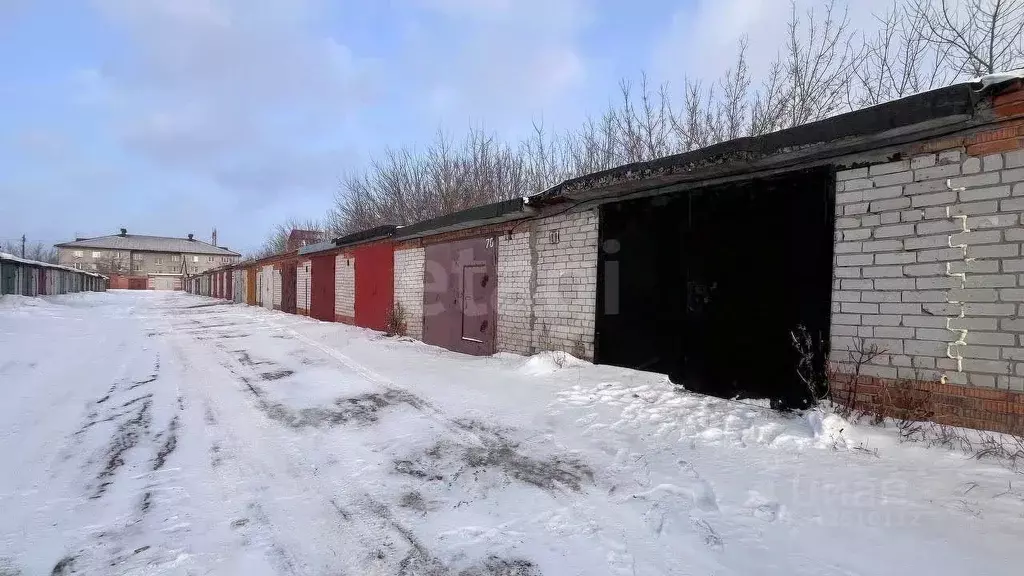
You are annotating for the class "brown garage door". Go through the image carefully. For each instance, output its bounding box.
[423,236,496,356]
[281,261,297,314]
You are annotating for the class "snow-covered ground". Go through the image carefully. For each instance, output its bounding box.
[1,291,1022,575]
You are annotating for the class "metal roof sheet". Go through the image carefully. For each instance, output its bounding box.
[55,234,240,256]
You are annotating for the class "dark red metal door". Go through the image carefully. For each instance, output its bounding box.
[247,268,257,304]
[354,242,394,331]
[226,270,233,299]
[310,254,336,321]
[422,236,496,356]
[281,262,297,314]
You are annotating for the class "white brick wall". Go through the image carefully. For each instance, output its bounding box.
[530,210,599,360]
[335,253,355,319]
[488,210,600,359]
[297,259,311,311]
[497,231,533,355]
[260,265,274,309]
[272,267,282,307]
[832,147,1024,391]
[394,247,425,339]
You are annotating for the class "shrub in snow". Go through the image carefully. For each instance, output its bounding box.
[385,301,407,337]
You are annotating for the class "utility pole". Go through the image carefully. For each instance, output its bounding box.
[20,235,25,258]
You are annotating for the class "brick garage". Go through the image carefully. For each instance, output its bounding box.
[297,227,396,328]
[392,202,598,359]
[518,75,1024,431]
[830,139,1024,434]
[172,75,1024,434]
[297,258,311,315]
[335,251,355,324]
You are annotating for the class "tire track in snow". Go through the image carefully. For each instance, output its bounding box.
[165,312,388,574]
[252,315,491,449]
[173,306,551,574]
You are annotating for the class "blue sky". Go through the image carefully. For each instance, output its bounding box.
[0,0,888,254]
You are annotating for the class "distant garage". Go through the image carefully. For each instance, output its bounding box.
[298,226,396,329]
[148,274,181,291]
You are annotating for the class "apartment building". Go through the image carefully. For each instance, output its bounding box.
[55,228,240,290]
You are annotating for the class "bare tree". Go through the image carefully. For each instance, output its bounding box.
[308,0,1024,243]
[2,241,57,263]
[782,0,862,126]
[720,37,752,140]
[853,1,953,107]
[250,218,328,259]
[912,0,1024,76]
[750,60,789,135]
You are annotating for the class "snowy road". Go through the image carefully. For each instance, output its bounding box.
[1,291,1022,575]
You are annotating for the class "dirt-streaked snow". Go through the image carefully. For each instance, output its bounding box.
[1,291,1022,575]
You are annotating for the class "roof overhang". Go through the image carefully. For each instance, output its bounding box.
[0,252,108,279]
[393,198,538,241]
[531,79,1017,207]
[237,250,299,268]
[298,225,400,255]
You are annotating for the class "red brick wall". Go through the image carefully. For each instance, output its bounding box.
[832,374,1024,435]
[393,221,519,251]
[109,274,149,290]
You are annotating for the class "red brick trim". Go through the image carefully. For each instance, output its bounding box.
[394,221,518,251]
[832,374,1024,435]
[910,117,1024,156]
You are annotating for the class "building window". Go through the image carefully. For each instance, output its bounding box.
[133,263,142,272]
[171,254,181,261]
[73,263,82,269]
[193,256,199,263]
[73,250,83,258]
[132,253,142,260]
[92,251,102,258]
[208,256,214,262]
[154,257,163,264]
[90,263,98,270]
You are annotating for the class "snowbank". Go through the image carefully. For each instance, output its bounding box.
[518,350,589,375]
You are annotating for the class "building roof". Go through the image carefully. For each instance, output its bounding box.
[0,252,108,279]
[55,233,241,256]
[286,229,323,252]
[300,225,398,255]
[532,76,1019,205]
[386,76,1022,241]
[392,199,536,240]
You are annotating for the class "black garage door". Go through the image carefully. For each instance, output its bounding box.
[596,167,835,408]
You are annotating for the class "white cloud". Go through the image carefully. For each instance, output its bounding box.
[403,0,591,134]
[85,0,373,197]
[652,0,894,86]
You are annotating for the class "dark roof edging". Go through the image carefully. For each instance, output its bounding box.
[392,198,537,241]
[299,225,399,255]
[531,80,1004,205]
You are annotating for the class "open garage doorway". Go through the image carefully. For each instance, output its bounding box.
[596,168,835,408]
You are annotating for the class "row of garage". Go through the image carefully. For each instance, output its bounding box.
[186,188,818,407]
[186,226,396,333]
[182,77,1024,427]
[1,252,108,296]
